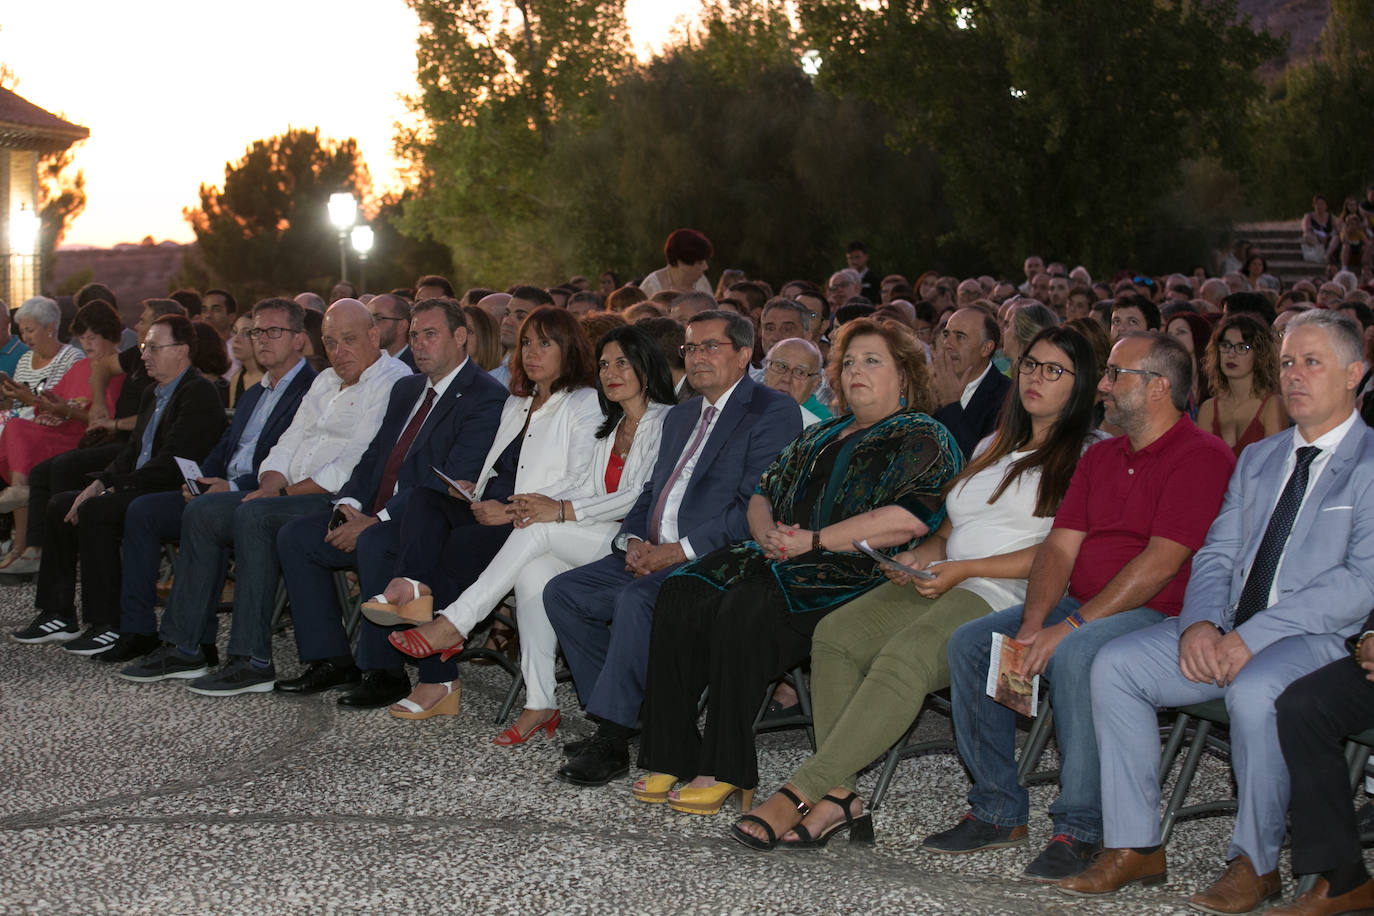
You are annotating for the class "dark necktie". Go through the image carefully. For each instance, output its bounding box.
[372,388,436,515]
[648,405,716,544]
[1232,445,1319,627]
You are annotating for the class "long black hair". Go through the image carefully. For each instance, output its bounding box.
[594,324,676,439]
[948,325,1099,517]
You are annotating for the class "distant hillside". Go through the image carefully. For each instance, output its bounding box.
[54,241,191,328]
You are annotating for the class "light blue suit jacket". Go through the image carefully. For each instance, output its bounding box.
[1179,417,1374,654]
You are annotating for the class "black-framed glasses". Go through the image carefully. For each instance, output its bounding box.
[679,340,732,357]
[1216,340,1253,354]
[1018,355,1074,381]
[1103,366,1161,383]
[763,358,819,380]
[247,327,293,340]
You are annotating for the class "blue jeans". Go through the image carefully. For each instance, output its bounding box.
[159,491,331,660]
[946,598,1165,843]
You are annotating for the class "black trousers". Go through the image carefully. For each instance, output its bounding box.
[637,568,827,790]
[37,486,150,628]
[1276,655,1374,875]
[26,444,123,549]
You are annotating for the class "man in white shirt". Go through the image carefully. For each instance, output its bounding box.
[932,307,1011,458]
[118,299,410,696]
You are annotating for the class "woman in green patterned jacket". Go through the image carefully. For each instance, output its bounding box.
[633,318,963,818]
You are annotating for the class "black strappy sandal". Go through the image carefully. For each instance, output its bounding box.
[778,793,875,849]
[730,786,810,851]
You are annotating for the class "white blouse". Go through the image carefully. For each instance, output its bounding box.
[568,402,669,523]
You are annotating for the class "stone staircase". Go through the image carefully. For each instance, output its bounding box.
[1234,220,1327,287]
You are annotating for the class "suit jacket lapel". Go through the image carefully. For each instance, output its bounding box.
[1287,427,1359,548]
[689,378,754,489]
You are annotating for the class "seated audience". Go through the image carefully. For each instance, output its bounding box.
[761,338,828,427]
[369,325,673,739]
[10,316,226,650]
[116,300,410,692]
[635,318,961,818]
[1108,294,1161,340]
[1001,300,1061,365]
[1062,310,1374,912]
[364,306,601,717]
[0,297,29,376]
[1,297,82,421]
[922,332,1234,882]
[932,307,1011,458]
[543,310,800,787]
[734,325,1102,849]
[639,229,714,297]
[1197,314,1287,457]
[227,312,264,406]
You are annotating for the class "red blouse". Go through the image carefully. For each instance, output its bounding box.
[604,452,625,493]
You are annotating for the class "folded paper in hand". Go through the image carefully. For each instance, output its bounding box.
[986,632,1040,717]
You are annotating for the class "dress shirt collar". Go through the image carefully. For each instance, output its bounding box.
[154,366,189,399]
[427,357,467,399]
[702,374,744,417]
[262,356,306,392]
[960,361,993,409]
[1291,407,1360,452]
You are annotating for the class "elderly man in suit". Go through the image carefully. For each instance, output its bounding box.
[932,306,1011,459]
[274,298,505,707]
[545,309,801,786]
[1061,310,1374,914]
[98,298,317,664]
[11,315,226,652]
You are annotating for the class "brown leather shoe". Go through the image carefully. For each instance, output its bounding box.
[1057,847,1167,896]
[1268,877,1374,915]
[1188,855,1281,914]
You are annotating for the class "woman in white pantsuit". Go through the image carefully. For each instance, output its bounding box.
[393,325,678,745]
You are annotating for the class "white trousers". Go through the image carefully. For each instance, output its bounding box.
[438,520,617,709]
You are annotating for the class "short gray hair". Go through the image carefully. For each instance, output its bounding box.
[1287,309,1365,367]
[687,308,754,351]
[829,268,861,289]
[15,296,60,329]
[761,297,812,333]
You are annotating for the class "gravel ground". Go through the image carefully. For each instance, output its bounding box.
[0,577,1363,915]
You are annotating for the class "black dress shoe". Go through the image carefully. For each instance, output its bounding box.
[92,632,161,664]
[563,736,594,756]
[337,670,410,709]
[557,737,629,786]
[276,659,362,694]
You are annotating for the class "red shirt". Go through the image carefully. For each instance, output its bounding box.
[604,451,625,493]
[1052,416,1235,617]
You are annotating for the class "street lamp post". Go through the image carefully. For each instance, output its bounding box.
[9,204,41,303]
[327,192,357,285]
[350,225,374,295]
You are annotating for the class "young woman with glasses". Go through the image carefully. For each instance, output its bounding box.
[1196,313,1287,457]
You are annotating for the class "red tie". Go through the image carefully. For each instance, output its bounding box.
[372,387,436,514]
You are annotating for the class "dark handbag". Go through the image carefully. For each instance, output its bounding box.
[76,426,117,449]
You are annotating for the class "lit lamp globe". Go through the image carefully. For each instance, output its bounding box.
[9,205,40,254]
[328,192,357,231]
[350,225,374,256]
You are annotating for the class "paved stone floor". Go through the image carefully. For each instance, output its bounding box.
[0,578,1357,914]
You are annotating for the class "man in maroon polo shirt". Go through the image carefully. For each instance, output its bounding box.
[923,331,1236,883]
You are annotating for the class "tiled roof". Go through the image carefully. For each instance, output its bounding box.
[0,87,88,151]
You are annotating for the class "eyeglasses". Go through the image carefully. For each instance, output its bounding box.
[1018,355,1075,381]
[763,359,819,380]
[140,341,188,354]
[1102,366,1161,384]
[679,340,732,357]
[1216,340,1253,354]
[247,327,294,340]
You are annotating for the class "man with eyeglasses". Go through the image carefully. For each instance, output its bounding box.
[118,299,410,695]
[545,309,800,786]
[927,331,1235,884]
[762,338,828,427]
[369,293,417,372]
[750,298,812,381]
[12,315,226,652]
[93,299,318,664]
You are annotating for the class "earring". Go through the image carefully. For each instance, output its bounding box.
[900,394,908,408]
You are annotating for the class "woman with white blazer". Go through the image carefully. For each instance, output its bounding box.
[363,307,602,719]
[373,325,678,743]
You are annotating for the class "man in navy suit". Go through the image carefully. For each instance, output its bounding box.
[96,298,317,664]
[1062,311,1374,912]
[932,306,1011,459]
[546,310,801,786]
[275,298,505,707]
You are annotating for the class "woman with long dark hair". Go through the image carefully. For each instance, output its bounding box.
[360,307,602,719]
[1196,313,1286,457]
[371,326,676,744]
[732,325,1104,851]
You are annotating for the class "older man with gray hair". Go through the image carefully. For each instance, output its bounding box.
[827,269,862,317]
[762,338,828,427]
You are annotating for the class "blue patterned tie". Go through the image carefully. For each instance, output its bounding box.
[1232,446,1320,627]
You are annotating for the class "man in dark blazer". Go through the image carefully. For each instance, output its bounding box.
[95,298,317,664]
[932,306,1011,458]
[275,298,505,707]
[12,315,225,652]
[545,310,801,786]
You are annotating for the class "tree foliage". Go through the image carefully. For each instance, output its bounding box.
[39,145,86,284]
[798,0,1282,276]
[184,128,371,300]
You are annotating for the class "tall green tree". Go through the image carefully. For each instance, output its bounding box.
[799,0,1282,275]
[397,0,633,285]
[184,128,371,300]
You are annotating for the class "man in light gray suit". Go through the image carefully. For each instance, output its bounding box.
[1060,309,1374,913]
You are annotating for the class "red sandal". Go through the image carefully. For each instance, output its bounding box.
[492,709,560,746]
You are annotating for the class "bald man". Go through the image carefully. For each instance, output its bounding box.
[762,338,829,427]
[119,299,412,696]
